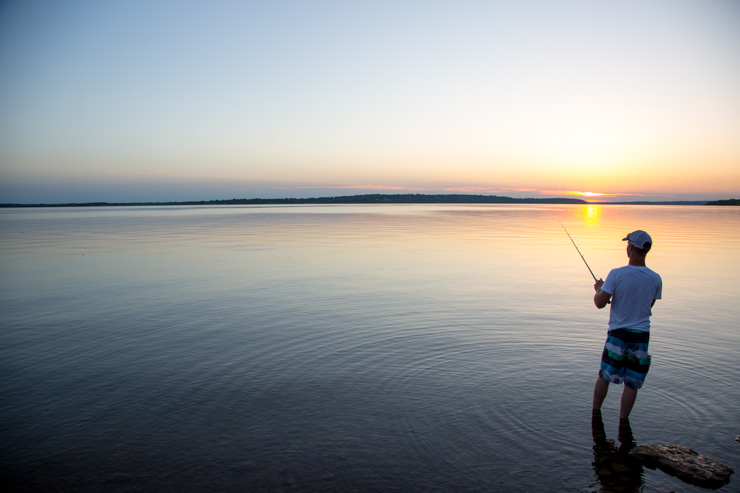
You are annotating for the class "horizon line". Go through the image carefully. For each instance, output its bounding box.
[1,193,735,208]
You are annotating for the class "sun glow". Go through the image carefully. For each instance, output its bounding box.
[542,190,612,201]
[583,205,602,226]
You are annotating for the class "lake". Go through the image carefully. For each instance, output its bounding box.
[1,204,738,492]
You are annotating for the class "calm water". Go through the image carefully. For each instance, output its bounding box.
[1,204,738,492]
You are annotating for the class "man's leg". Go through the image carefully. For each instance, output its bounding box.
[593,377,609,411]
[619,386,638,419]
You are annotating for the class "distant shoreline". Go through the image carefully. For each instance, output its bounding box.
[0,194,736,208]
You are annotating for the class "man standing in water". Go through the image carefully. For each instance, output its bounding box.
[592,230,662,420]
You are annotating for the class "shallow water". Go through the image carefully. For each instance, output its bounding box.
[1,204,738,491]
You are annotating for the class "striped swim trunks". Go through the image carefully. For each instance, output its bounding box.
[599,328,651,390]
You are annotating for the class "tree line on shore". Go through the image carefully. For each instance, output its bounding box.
[1,194,737,208]
[2,193,586,207]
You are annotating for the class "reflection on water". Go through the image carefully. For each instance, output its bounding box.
[591,411,643,492]
[583,204,602,226]
[0,204,738,492]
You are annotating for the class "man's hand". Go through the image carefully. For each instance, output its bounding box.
[594,278,611,308]
[594,278,604,292]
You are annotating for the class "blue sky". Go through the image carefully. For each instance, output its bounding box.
[1,0,739,203]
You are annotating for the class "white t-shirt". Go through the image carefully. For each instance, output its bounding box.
[601,265,662,332]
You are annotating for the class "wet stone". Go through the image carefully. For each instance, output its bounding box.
[629,444,733,489]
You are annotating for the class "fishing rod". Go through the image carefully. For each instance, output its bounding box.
[560,222,598,282]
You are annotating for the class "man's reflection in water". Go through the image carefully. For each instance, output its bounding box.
[591,410,644,492]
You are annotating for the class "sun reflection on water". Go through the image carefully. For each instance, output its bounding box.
[583,204,601,226]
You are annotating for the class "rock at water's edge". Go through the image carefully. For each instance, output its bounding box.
[629,444,733,488]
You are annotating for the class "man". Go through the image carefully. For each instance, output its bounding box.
[592,230,662,420]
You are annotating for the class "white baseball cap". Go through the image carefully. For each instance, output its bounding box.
[622,230,652,249]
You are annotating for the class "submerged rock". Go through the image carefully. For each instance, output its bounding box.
[629,444,733,488]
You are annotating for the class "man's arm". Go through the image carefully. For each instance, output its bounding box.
[594,279,612,309]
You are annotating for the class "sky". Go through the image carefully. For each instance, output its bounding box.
[1,0,739,204]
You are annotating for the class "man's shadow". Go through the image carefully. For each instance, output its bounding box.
[591,411,644,492]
